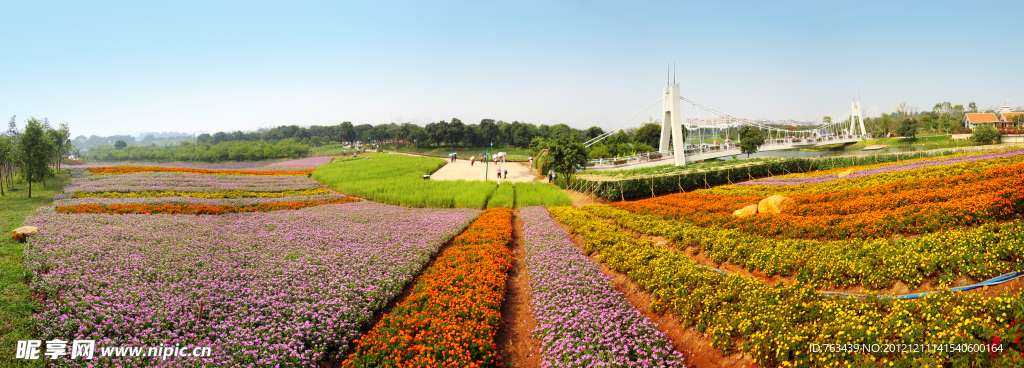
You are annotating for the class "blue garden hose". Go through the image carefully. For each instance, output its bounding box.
[695,262,1024,300]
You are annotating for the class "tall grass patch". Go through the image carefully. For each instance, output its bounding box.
[487,182,514,208]
[313,154,497,208]
[514,182,570,207]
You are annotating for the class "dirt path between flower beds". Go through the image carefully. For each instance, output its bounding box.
[319,227,462,368]
[552,220,759,368]
[562,188,613,208]
[495,211,543,368]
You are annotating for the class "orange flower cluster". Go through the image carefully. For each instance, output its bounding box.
[342,207,514,368]
[616,162,1024,240]
[86,166,313,176]
[55,197,360,215]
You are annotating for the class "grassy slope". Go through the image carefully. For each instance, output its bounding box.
[0,171,70,367]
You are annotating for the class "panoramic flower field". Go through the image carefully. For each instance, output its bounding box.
[17,146,1024,367]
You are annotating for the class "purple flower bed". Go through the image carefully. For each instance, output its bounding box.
[740,148,1024,186]
[71,161,278,170]
[258,156,334,171]
[23,201,480,367]
[65,172,322,194]
[518,206,686,368]
[53,193,345,207]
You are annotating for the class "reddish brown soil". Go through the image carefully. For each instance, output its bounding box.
[494,212,543,368]
[561,188,613,208]
[554,221,760,368]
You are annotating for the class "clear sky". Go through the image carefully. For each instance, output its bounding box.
[3,0,1022,138]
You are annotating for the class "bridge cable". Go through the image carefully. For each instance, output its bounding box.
[584,96,665,147]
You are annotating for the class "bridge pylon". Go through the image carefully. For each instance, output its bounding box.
[850,101,867,138]
[659,83,686,165]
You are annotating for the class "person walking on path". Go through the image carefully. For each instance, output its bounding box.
[548,170,554,183]
[528,157,533,168]
[471,157,475,166]
[497,167,502,179]
[503,167,508,179]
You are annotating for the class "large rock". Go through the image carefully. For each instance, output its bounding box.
[758,195,796,214]
[12,226,38,242]
[836,169,856,177]
[732,204,758,218]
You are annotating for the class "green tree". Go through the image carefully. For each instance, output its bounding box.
[339,121,356,143]
[971,125,1000,144]
[881,114,892,136]
[0,135,11,196]
[737,126,765,158]
[114,140,128,149]
[632,123,661,147]
[547,135,588,179]
[16,118,54,198]
[896,118,918,138]
[586,126,605,139]
[48,122,71,173]
[606,130,631,147]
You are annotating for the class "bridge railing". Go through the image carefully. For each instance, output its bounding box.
[587,151,667,167]
[585,135,865,168]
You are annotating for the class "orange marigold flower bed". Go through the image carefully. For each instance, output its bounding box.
[55,197,359,215]
[341,207,513,368]
[86,166,313,176]
[616,163,1024,240]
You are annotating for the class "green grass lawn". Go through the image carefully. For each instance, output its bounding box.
[313,153,499,208]
[0,171,70,368]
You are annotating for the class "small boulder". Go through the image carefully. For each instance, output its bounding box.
[732,204,758,218]
[758,195,796,214]
[836,169,856,177]
[12,226,38,242]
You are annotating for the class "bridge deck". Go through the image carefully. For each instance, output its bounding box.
[588,137,862,171]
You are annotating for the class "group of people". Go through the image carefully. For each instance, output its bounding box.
[496,167,509,179]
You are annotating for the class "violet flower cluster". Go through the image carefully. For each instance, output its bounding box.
[71,161,277,170]
[740,148,1024,186]
[518,206,686,368]
[53,193,345,207]
[258,156,334,171]
[23,201,479,367]
[64,172,322,194]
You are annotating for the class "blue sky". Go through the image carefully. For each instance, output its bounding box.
[3,0,1021,137]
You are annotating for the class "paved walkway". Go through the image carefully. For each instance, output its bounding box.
[430,160,542,182]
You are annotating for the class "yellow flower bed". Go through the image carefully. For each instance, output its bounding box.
[549,205,1024,367]
[72,188,333,199]
[586,204,1023,290]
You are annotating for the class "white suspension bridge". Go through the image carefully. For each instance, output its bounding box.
[584,82,869,169]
